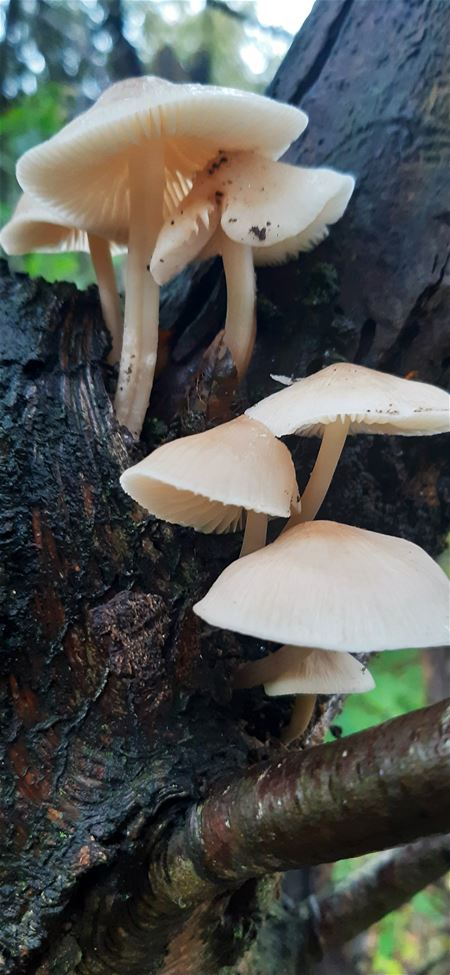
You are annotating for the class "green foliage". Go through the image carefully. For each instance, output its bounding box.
[330,649,426,739]
[0,82,96,284]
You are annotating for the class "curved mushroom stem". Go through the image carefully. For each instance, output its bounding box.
[88,233,123,364]
[221,236,256,379]
[240,511,268,558]
[288,416,351,527]
[234,645,291,689]
[115,143,164,438]
[281,694,316,744]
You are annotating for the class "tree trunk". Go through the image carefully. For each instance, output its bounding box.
[1,1,449,973]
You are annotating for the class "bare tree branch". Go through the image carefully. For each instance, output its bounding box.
[235,834,450,975]
[158,700,450,900]
[308,833,450,950]
[60,701,450,974]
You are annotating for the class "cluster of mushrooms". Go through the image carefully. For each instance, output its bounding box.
[2,76,449,740]
[121,363,450,740]
[2,75,353,435]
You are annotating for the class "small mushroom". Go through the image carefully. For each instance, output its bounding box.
[17,76,306,437]
[247,363,450,521]
[0,193,123,363]
[151,152,354,378]
[236,644,375,696]
[236,645,375,742]
[194,521,449,651]
[119,415,298,557]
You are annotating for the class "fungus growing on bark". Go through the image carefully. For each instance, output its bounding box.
[247,363,450,521]
[236,644,375,697]
[120,415,298,556]
[236,645,375,742]
[195,520,449,741]
[151,153,354,378]
[194,521,449,649]
[0,194,123,363]
[16,75,306,436]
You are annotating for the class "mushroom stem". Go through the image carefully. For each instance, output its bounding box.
[290,416,351,526]
[221,236,256,379]
[235,645,313,690]
[240,511,268,558]
[88,233,123,364]
[115,143,164,437]
[281,694,316,744]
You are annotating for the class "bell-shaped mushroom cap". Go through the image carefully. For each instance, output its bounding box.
[194,520,450,650]
[0,193,90,255]
[16,76,308,239]
[260,646,375,696]
[246,363,450,437]
[120,415,298,534]
[150,153,354,285]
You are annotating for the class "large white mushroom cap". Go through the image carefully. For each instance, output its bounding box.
[16,76,308,238]
[194,520,450,650]
[120,415,298,534]
[246,363,450,437]
[237,645,375,696]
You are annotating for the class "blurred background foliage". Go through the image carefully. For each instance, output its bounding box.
[0,3,448,973]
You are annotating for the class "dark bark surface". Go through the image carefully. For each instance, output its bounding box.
[1,1,449,973]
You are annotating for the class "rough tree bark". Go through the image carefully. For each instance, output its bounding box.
[1,1,449,973]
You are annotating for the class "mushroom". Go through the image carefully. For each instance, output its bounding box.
[16,76,307,437]
[246,363,450,521]
[194,520,449,741]
[194,520,449,650]
[236,644,375,696]
[0,193,124,363]
[236,645,375,742]
[119,415,298,557]
[151,152,355,378]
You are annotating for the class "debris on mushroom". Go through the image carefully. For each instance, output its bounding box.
[0,193,124,363]
[120,415,298,557]
[16,76,307,437]
[246,363,450,521]
[151,152,354,378]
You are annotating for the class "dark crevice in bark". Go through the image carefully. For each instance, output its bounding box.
[274,0,354,106]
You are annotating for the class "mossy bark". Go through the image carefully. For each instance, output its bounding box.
[1,0,449,972]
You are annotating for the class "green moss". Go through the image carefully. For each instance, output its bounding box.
[302,262,340,306]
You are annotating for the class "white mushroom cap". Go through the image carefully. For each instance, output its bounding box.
[237,645,375,696]
[150,153,355,285]
[16,77,308,238]
[0,193,91,255]
[194,520,450,650]
[120,415,298,534]
[246,363,450,437]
